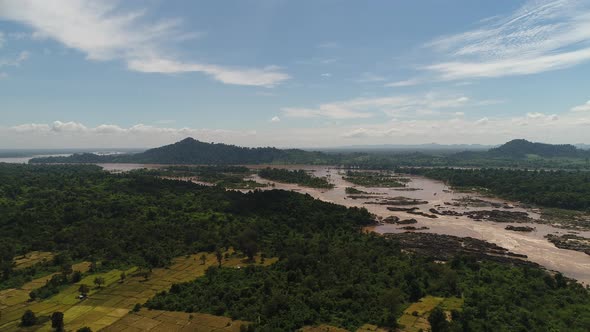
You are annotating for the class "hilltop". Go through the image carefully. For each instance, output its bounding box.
[488,139,582,158]
[29,138,329,165]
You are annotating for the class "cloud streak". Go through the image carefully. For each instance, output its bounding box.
[282,93,482,120]
[0,0,289,87]
[425,0,590,80]
[571,100,590,112]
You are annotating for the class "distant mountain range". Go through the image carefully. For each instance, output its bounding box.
[29,138,590,165]
[317,143,493,153]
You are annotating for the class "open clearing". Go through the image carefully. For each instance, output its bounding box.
[397,296,463,332]
[13,251,55,270]
[102,308,249,332]
[0,252,276,332]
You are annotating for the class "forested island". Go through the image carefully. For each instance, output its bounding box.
[258,168,334,188]
[0,164,589,331]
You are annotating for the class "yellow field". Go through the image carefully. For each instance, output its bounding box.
[300,324,349,332]
[102,308,249,332]
[0,261,92,330]
[13,251,54,270]
[398,296,463,332]
[0,252,276,332]
[300,323,389,332]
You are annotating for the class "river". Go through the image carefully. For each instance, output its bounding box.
[19,162,590,285]
[245,165,590,285]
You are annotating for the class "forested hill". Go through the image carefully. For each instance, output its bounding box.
[29,138,329,165]
[487,139,583,158]
[29,138,590,168]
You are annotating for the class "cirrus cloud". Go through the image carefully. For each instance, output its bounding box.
[424,0,590,80]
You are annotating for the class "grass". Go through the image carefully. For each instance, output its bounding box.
[0,252,276,332]
[397,296,463,332]
[13,251,54,270]
[102,309,250,332]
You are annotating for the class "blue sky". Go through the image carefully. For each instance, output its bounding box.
[1,0,590,148]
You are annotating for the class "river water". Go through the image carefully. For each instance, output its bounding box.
[246,165,590,285]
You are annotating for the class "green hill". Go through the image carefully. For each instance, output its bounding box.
[488,139,582,158]
[29,138,329,165]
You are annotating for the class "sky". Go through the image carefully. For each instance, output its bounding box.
[1,0,590,148]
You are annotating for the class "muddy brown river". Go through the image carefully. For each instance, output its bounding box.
[247,165,590,285]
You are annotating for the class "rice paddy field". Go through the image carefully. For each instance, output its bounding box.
[102,309,249,332]
[0,252,276,331]
[13,252,54,270]
[397,295,463,332]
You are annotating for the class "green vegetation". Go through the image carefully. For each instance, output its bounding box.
[146,165,265,189]
[147,239,590,331]
[258,168,334,188]
[401,167,590,211]
[345,187,369,195]
[1,164,590,331]
[20,310,37,326]
[0,163,357,289]
[343,171,409,187]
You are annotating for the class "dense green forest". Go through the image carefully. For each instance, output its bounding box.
[343,171,409,187]
[143,165,265,189]
[258,168,334,188]
[1,164,589,331]
[401,167,590,211]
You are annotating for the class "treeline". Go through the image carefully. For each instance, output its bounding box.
[258,168,334,188]
[401,167,590,210]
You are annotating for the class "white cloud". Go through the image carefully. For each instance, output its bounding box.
[571,100,590,112]
[475,117,489,125]
[0,32,4,48]
[270,116,281,123]
[526,112,558,121]
[11,123,50,133]
[342,128,371,138]
[357,72,386,83]
[0,72,7,79]
[283,93,485,120]
[320,73,332,78]
[385,78,422,87]
[425,0,590,80]
[282,106,374,120]
[4,121,258,148]
[4,112,590,148]
[454,112,465,117]
[94,124,125,134]
[0,0,289,87]
[128,59,289,87]
[51,121,87,132]
[0,50,30,67]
